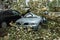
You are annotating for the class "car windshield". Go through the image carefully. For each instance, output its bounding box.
[12,10,20,15]
[24,15,37,18]
[24,16,37,18]
[24,12,38,18]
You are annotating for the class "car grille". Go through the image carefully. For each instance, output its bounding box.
[29,23,35,25]
[24,23,36,25]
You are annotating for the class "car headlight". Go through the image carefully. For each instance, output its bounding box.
[16,22,21,25]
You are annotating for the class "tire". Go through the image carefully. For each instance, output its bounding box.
[1,22,7,28]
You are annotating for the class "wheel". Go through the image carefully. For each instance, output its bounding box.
[1,22,7,28]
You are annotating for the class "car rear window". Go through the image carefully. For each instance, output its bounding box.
[12,10,20,15]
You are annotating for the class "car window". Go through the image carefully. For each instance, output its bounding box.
[12,10,20,15]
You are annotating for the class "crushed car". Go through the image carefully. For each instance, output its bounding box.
[16,12,46,31]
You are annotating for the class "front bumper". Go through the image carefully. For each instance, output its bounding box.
[9,23,39,31]
[10,23,38,27]
[23,25,38,28]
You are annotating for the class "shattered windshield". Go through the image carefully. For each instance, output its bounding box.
[24,14,37,18]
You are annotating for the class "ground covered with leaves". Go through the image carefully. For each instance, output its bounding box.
[0,18,60,40]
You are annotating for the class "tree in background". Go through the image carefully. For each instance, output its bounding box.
[0,0,12,10]
[1,0,60,14]
[10,0,48,14]
[28,0,48,15]
[48,0,60,12]
[10,0,26,14]
[0,0,48,14]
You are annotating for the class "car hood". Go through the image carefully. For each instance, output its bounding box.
[16,17,42,23]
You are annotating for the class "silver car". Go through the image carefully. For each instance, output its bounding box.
[16,12,46,30]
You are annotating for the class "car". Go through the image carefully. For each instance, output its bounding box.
[16,12,46,31]
[0,10,21,28]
